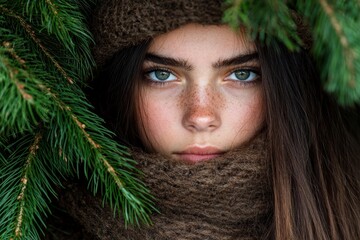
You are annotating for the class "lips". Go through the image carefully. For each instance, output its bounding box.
[174,146,224,163]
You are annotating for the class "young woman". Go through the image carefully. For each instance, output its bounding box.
[56,0,360,239]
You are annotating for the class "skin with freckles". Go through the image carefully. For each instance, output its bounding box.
[137,23,265,163]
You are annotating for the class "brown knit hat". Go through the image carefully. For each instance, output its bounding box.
[91,0,223,66]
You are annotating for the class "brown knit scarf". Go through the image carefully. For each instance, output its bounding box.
[58,133,272,240]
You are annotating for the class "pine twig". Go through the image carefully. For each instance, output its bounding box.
[2,41,26,66]
[24,0,96,82]
[0,131,62,239]
[1,1,155,238]
[45,0,59,15]
[0,42,52,134]
[14,132,42,238]
[40,79,155,225]
[0,5,74,84]
[299,0,360,104]
[318,0,356,87]
[2,42,33,101]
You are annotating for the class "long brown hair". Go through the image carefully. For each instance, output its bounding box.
[90,39,360,239]
[257,42,360,239]
[90,41,150,147]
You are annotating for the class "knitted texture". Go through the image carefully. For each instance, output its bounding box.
[58,133,272,240]
[91,0,223,66]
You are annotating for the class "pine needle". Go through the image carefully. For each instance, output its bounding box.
[223,0,360,105]
[1,1,156,238]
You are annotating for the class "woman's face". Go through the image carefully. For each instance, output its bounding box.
[137,24,265,163]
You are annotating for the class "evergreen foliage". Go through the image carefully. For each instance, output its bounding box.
[0,1,156,239]
[223,0,360,105]
[0,0,359,239]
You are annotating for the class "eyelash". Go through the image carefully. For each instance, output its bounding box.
[143,67,178,86]
[143,66,261,86]
[225,67,261,86]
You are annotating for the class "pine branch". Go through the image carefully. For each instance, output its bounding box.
[223,0,302,50]
[318,0,355,84]
[23,0,96,82]
[0,132,63,239]
[1,1,155,238]
[1,0,95,84]
[223,0,360,105]
[0,5,74,84]
[13,133,42,238]
[45,81,156,225]
[0,38,52,135]
[295,0,360,105]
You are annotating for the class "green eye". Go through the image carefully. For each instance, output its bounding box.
[155,70,170,80]
[235,70,251,80]
[228,69,259,82]
[147,70,177,82]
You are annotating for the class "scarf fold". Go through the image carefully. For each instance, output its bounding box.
[58,133,273,240]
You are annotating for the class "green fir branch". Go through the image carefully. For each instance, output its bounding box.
[223,0,302,51]
[0,4,75,84]
[1,0,155,238]
[224,0,360,105]
[0,1,95,85]
[45,81,157,225]
[0,132,63,239]
[318,0,356,96]
[0,37,51,135]
[302,0,360,104]
[23,0,96,82]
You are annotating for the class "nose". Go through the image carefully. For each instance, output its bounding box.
[182,86,221,132]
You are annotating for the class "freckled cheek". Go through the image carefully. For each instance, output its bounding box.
[226,90,266,133]
[247,94,265,128]
[136,90,180,149]
[247,91,264,116]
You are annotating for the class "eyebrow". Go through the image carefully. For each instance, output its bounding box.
[212,52,259,68]
[144,52,259,71]
[145,53,193,71]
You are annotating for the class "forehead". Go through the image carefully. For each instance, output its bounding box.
[148,24,256,59]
